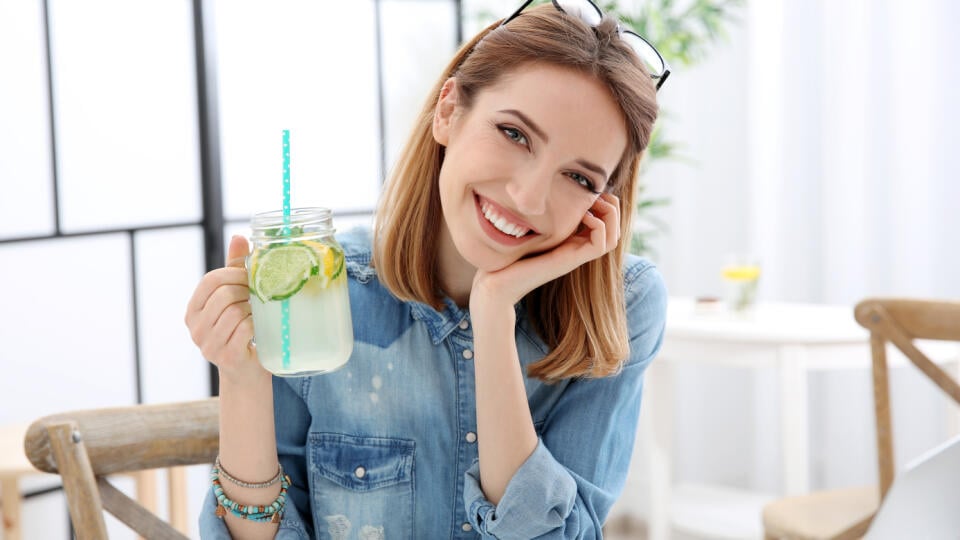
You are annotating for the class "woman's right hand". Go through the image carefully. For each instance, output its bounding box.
[185,235,266,383]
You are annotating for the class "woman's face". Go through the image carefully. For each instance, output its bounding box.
[433,63,628,274]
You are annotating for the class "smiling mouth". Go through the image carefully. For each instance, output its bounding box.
[476,195,536,238]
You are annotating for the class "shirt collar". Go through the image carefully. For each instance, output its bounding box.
[408,296,524,345]
[409,297,469,345]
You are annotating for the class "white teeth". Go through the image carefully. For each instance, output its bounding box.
[480,201,529,238]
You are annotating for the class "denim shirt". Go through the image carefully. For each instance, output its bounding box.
[200,227,667,539]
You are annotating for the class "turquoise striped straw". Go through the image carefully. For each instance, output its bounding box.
[281,130,291,370]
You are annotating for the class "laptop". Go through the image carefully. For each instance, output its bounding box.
[865,433,960,539]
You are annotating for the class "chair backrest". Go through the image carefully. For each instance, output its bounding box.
[23,399,219,540]
[854,298,960,500]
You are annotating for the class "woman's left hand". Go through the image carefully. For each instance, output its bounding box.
[470,193,621,313]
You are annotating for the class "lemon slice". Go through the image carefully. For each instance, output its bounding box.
[721,265,761,281]
[301,240,345,289]
[250,243,320,302]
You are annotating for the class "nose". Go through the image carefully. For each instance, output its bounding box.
[505,166,551,216]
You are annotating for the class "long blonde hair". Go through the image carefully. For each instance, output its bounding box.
[373,5,659,382]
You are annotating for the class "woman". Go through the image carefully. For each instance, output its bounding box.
[186,1,668,538]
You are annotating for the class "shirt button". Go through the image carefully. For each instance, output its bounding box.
[462,522,473,532]
[354,466,366,479]
[462,349,474,360]
[465,431,477,443]
[459,319,469,330]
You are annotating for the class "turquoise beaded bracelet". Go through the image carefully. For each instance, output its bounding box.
[211,465,290,523]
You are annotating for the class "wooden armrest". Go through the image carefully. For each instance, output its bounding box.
[24,398,219,475]
[856,298,960,341]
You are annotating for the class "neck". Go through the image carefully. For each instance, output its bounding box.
[437,221,476,308]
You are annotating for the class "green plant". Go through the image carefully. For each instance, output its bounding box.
[604,0,744,67]
[605,0,743,257]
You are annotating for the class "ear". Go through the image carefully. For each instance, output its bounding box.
[432,78,459,146]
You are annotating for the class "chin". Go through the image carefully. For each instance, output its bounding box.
[463,249,516,273]
[456,236,518,273]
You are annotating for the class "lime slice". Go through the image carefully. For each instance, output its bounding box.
[251,243,320,301]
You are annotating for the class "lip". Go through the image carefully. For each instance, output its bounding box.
[474,192,539,246]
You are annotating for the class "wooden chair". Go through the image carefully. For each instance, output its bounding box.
[762,298,960,539]
[23,399,219,540]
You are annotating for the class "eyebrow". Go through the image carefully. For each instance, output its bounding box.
[499,108,610,181]
[500,109,550,143]
[575,159,609,181]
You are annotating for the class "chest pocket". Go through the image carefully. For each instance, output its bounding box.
[309,433,415,540]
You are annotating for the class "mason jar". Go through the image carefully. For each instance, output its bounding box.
[247,208,353,376]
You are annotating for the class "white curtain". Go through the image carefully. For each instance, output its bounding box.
[643,0,960,502]
[652,0,960,304]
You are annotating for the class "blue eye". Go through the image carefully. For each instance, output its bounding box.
[498,125,529,147]
[568,172,600,194]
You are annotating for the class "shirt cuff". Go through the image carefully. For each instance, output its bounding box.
[199,483,311,539]
[463,439,578,538]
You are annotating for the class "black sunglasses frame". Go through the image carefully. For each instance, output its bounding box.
[499,0,671,91]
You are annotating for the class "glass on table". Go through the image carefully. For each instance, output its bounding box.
[721,254,761,313]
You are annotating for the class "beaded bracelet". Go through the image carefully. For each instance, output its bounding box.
[215,455,284,489]
[211,465,290,523]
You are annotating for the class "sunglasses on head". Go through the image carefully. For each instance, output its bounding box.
[500,0,671,91]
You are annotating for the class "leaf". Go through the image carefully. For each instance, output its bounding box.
[608,0,744,67]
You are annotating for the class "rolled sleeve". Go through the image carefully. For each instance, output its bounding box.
[464,439,578,538]
[462,261,667,539]
[199,483,310,539]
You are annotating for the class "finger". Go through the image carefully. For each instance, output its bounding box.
[581,211,608,251]
[210,301,253,353]
[186,267,249,315]
[591,193,620,221]
[226,235,250,269]
[186,271,223,318]
[194,284,251,332]
[186,235,249,316]
[192,293,250,352]
[226,315,256,356]
[591,194,620,248]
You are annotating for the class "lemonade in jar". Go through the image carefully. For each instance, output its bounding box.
[247,208,353,376]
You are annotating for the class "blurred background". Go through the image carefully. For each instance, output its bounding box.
[1,0,958,538]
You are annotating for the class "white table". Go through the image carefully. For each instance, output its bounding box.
[636,298,960,540]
